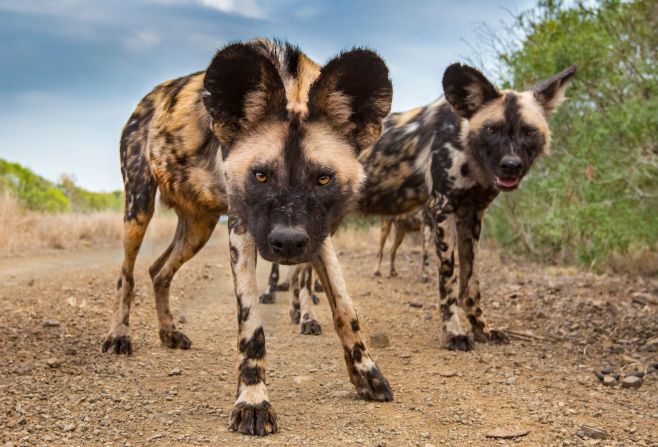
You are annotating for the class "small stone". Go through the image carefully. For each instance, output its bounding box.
[168,368,182,376]
[46,358,61,368]
[178,315,187,324]
[485,427,530,439]
[43,319,60,327]
[592,410,603,418]
[602,375,617,386]
[437,370,457,378]
[580,425,607,439]
[409,301,423,308]
[64,347,77,356]
[370,331,390,349]
[62,424,76,432]
[620,375,643,389]
[627,370,644,379]
[644,337,658,349]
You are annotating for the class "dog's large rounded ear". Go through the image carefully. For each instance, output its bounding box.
[530,64,577,116]
[442,63,501,119]
[203,43,287,147]
[308,49,393,153]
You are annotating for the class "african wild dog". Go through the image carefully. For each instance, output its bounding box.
[102,38,394,436]
[372,206,433,281]
[267,63,576,350]
[360,63,576,350]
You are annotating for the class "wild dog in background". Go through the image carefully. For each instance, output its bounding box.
[360,63,576,350]
[372,206,433,281]
[103,39,394,435]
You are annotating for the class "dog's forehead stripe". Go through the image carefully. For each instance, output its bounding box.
[503,93,521,125]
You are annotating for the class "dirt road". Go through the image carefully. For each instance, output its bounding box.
[1,226,657,446]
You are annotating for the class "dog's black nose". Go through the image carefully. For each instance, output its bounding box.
[499,157,522,176]
[269,227,309,259]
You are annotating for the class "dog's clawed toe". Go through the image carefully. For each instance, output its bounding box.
[159,329,191,349]
[101,335,133,355]
[355,367,394,402]
[230,401,278,436]
[300,319,322,335]
[445,333,474,352]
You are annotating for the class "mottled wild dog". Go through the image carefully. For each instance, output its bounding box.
[372,206,433,281]
[103,39,394,435]
[360,63,576,350]
[267,63,576,350]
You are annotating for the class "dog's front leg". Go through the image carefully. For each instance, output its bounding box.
[227,214,277,436]
[312,238,393,401]
[457,211,509,344]
[428,193,473,351]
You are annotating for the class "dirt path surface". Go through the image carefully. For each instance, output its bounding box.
[1,226,657,446]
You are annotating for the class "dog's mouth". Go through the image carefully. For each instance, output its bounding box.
[495,176,521,191]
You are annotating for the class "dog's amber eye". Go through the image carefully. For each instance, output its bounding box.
[523,127,537,137]
[317,175,331,186]
[254,171,267,183]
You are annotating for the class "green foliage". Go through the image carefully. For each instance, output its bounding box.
[0,159,70,212]
[483,0,658,269]
[59,174,122,212]
[0,159,123,213]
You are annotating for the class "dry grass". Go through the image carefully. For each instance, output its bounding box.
[0,192,177,258]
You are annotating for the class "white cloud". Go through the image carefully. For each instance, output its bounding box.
[197,0,266,19]
[123,31,161,52]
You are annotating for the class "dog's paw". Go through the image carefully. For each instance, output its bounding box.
[389,270,398,278]
[229,401,278,436]
[159,329,191,350]
[372,270,382,277]
[300,319,322,335]
[354,366,394,402]
[259,293,275,304]
[445,333,474,352]
[101,334,133,355]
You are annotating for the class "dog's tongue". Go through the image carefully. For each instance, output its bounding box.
[496,177,519,188]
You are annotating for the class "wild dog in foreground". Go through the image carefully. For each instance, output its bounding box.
[103,39,394,435]
[267,63,576,350]
[372,207,433,281]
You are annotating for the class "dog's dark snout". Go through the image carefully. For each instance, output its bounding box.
[269,227,309,259]
[499,157,522,176]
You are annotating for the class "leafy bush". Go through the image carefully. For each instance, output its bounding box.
[0,159,70,212]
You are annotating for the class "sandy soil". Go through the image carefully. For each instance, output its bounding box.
[1,225,657,446]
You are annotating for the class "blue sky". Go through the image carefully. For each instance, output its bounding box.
[0,0,533,191]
